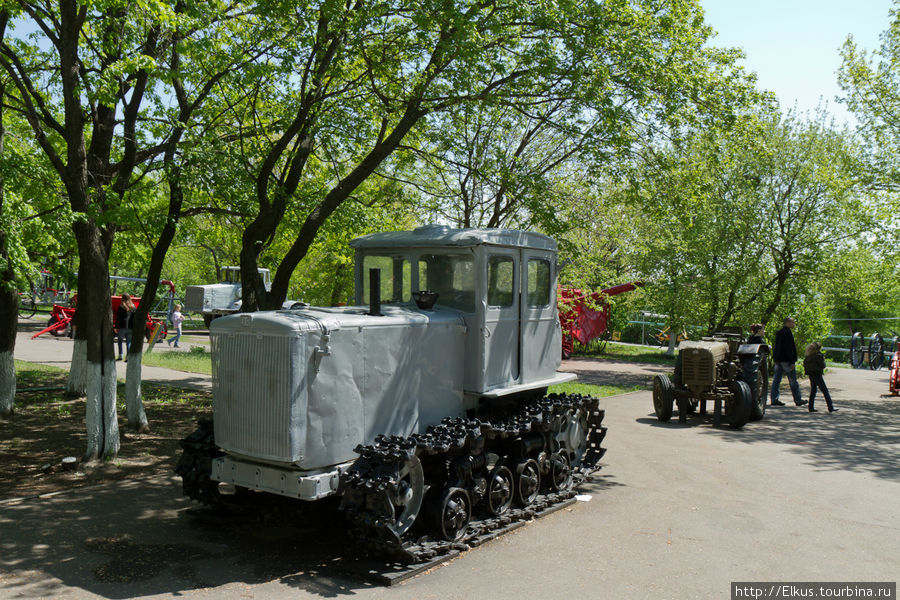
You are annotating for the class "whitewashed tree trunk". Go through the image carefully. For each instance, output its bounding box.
[67,339,87,397]
[0,350,13,416]
[666,330,677,356]
[83,358,120,462]
[125,351,148,432]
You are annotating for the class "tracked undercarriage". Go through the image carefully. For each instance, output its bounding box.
[177,393,606,563]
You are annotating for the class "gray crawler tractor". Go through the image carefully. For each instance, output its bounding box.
[652,333,768,428]
[176,226,607,561]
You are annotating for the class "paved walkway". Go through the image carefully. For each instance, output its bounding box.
[2,346,898,599]
[15,316,212,391]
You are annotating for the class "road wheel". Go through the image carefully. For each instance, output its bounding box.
[726,380,752,428]
[435,487,471,541]
[483,465,514,516]
[652,374,674,422]
[513,458,541,507]
[203,314,213,328]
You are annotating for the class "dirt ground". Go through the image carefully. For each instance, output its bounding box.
[0,365,211,501]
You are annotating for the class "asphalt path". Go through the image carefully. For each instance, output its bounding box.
[2,322,899,599]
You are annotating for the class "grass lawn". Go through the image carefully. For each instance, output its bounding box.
[575,341,676,365]
[142,345,212,375]
[548,381,643,397]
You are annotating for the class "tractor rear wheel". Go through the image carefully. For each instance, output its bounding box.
[652,374,675,422]
[744,353,768,422]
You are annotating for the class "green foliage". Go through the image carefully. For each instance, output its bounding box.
[0,112,76,292]
[616,108,876,336]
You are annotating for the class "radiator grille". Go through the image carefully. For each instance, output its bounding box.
[183,287,206,313]
[212,332,297,463]
[683,349,715,386]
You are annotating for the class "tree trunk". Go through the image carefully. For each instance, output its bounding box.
[666,330,677,356]
[122,154,185,433]
[74,220,119,462]
[0,76,15,417]
[0,350,12,417]
[67,339,88,397]
[0,268,14,416]
[84,357,119,460]
[66,275,87,397]
[125,355,147,432]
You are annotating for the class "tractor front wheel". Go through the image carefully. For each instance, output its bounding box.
[653,374,675,422]
[726,380,752,428]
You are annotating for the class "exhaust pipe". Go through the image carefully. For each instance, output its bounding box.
[368,268,382,316]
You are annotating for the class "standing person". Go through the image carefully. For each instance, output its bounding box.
[167,304,184,348]
[770,317,806,406]
[747,323,765,344]
[115,293,136,361]
[803,342,837,413]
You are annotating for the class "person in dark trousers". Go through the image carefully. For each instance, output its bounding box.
[115,293,136,362]
[803,342,837,413]
[770,317,806,406]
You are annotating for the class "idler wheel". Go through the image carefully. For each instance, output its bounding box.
[485,465,514,516]
[436,487,471,541]
[513,458,541,507]
[556,405,589,468]
[389,454,426,535]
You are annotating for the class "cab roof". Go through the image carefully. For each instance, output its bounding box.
[350,225,556,252]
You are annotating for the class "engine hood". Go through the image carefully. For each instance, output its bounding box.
[209,304,466,336]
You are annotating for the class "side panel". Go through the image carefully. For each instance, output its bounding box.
[362,322,466,440]
[304,329,365,469]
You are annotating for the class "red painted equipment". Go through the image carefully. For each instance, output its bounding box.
[890,349,900,396]
[32,292,169,340]
[559,282,643,359]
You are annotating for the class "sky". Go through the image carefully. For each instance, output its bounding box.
[699,0,896,123]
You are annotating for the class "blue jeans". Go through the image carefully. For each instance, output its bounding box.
[117,328,132,358]
[771,361,802,405]
[808,373,834,411]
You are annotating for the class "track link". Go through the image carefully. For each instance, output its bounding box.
[174,419,223,505]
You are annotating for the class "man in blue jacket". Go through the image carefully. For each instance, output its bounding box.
[770,317,806,406]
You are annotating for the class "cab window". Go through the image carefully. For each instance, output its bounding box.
[418,253,475,312]
[527,258,551,307]
[487,255,515,308]
[362,254,411,303]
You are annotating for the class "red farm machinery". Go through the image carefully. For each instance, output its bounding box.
[559,282,643,359]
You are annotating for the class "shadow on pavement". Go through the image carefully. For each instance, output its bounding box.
[0,477,375,598]
[700,397,900,480]
[638,398,900,481]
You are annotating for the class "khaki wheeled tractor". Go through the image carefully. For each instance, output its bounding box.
[652,335,769,428]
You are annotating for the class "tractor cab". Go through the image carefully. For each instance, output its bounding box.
[350,225,574,399]
[219,266,272,291]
